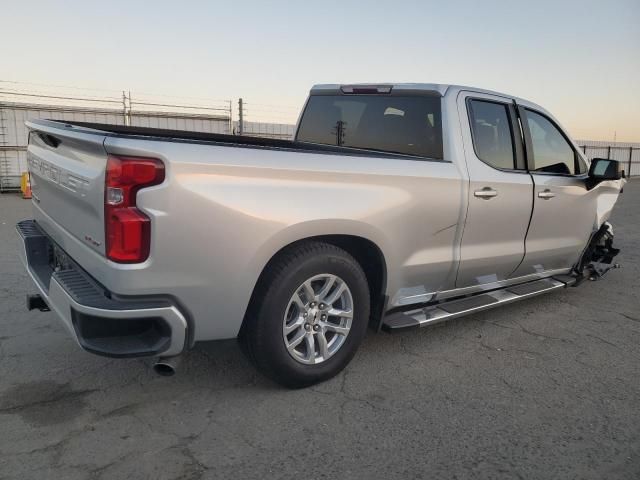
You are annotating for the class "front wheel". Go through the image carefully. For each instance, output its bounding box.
[240,242,370,388]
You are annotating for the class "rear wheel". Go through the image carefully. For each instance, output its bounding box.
[241,242,370,388]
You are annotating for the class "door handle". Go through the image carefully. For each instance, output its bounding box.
[538,189,555,199]
[474,187,498,199]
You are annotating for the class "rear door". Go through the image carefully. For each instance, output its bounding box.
[509,106,593,277]
[455,92,533,287]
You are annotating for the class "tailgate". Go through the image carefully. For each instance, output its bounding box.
[26,120,109,256]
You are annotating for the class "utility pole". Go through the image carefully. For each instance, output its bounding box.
[238,98,244,136]
[127,90,132,126]
[333,120,346,146]
[122,91,128,125]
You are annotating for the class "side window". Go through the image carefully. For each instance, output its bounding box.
[524,110,578,175]
[468,100,516,170]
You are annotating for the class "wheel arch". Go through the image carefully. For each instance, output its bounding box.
[241,233,389,338]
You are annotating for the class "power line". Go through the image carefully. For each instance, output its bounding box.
[0,90,123,104]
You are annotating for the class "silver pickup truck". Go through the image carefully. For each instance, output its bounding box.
[18,83,624,388]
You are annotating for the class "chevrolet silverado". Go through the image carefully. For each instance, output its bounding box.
[18,83,624,387]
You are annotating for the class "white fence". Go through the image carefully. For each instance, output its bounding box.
[0,89,233,191]
[236,120,296,139]
[0,85,304,191]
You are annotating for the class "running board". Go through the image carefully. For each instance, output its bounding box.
[382,276,576,332]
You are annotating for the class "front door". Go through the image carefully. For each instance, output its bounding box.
[455,92,533,288]
[510,105,594,277]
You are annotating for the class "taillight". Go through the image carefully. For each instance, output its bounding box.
[105,155,165,263]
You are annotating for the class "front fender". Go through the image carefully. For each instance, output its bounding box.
[594,178,625,228]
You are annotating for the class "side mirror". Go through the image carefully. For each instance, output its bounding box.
[588,158,624,183]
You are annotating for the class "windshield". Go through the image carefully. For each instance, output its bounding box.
[296,94,443,159]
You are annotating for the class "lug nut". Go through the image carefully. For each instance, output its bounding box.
[303,312,308,318]
[321,314,327,320]
[319,303,325,309]
[313,325,320,332]
[310,302,316,308]
[304,323,311,331]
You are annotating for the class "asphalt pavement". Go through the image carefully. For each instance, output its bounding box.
[1,180,638,479]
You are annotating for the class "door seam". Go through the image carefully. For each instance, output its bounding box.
[508,101,535,278]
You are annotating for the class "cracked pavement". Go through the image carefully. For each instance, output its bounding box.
[1,180,639,480]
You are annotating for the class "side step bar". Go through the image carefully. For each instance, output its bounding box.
[382,276,576,332]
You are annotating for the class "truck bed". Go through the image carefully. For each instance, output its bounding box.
[52,120,429,160]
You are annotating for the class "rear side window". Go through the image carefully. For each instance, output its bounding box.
[296,95,443,159]
[468,100,516,170]
[525,110,578,175]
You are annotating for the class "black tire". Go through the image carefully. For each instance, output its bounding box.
[240,241,370,388]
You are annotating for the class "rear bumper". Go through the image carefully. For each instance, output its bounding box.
[16,220,187,358]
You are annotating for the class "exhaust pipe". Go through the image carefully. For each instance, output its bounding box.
[153,356,181,377]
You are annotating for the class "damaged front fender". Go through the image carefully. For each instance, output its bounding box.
[575,222,621,281]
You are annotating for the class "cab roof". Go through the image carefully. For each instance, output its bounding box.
[309,83,547,116]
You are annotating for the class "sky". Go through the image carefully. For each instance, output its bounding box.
[1,0,639,141]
